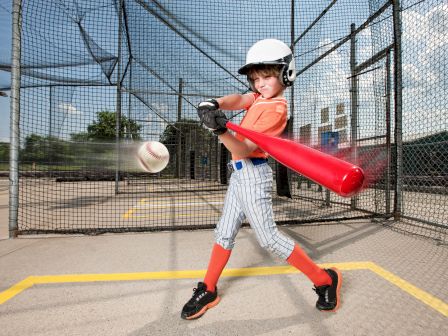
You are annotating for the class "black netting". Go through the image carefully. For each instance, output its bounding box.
[1,0,446,241]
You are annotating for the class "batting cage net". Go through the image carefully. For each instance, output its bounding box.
[1,0,446,241]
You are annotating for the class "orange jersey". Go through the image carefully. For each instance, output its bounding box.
[232,93,288,160]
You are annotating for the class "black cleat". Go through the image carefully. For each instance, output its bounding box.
[181,282,220,320]
[314,268,342,312]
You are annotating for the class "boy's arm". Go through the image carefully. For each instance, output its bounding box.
[218,107,287,158]
[218,132,258,158]
[216,93,254,110]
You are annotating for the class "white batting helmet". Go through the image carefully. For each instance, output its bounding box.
[238,39,296,87]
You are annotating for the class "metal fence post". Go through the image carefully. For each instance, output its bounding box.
[9,0,23,238]
[385,50,392,215]
[350,23,358,210]
[392,0,403,220]
[115,0,124,194]
[176,78,183,178]
[289,0,295,122]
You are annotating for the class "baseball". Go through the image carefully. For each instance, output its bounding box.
[136,141,170,173]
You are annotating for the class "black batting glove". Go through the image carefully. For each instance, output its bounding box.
[197,99,227,135]
[199,109,228,135]
[214,114,228,135]
[197,99,219,121]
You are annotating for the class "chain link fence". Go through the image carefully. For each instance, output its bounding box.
[0,0,446,242]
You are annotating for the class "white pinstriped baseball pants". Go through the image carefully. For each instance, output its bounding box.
[215,159,295,260]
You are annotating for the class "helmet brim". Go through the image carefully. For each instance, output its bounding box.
[238,61,288,75]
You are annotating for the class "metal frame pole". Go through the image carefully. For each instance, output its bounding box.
[385,50,392,215]
[9,0,23,238]
[392,0,403,220]
[290,0,295,123]
[115,0,124,194]
[176,78,183,178]
[350,23,358,210]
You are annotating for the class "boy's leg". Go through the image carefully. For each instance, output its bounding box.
[238,163,295,260]
[203,243,231,292]
[206,174,245,291]
[181,175,244,320]
[239,163,341,311]
[286,244,331,286]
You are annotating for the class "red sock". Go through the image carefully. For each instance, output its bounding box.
[203,243,232,292]
[286,244,331,287]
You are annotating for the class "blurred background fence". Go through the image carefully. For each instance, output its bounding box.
[0,0,446,242]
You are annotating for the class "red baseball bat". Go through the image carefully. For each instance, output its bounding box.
[226,122,364,197]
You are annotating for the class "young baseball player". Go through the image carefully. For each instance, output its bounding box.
[181,39,342,320]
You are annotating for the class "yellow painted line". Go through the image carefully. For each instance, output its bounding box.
[0,261,446,317]
[124,208,221,220]
[122,198,147,219]
[122,209,135,219]
[367,262,448,317]
[134,201,224,210]
[31,270,208,284]
[129,211,221,220]
[140,195,225,203]
[0,277,34,305]
[122,197,225,219]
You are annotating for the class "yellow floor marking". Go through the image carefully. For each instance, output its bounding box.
[122,198,146,219]
[140,195,225,203]
[0,278,34,305]
[367,262,448,317]
[127,211,221,220]
[0,261,446,317]
[122,197,225,219]
[134,201,224,210]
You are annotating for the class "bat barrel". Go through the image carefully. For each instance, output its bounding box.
[339,167,364,197]
[226,122,365,197]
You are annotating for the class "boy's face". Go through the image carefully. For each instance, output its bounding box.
[251,73,284,99]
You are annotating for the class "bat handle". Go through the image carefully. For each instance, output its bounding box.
[217,117,228,129]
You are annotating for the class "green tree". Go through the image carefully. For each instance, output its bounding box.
[21,134,47,162]
[0,142,9,161]
[159,118,213,149]
[69,132,90,142]
[21,134,71,164]
[159,118,215,176]
[86,110,141,141]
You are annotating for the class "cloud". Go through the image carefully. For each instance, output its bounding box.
[399,4,448,136]
[57,102,81,115]
[357,26,374,63]
[149,102,169,116]
[402,5,448,82]
[294,4,447,140]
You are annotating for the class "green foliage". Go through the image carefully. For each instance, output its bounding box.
[85,110,141,141]
[21,134,72,164]
[159,118,212,148]
[159,118,215,176]
[0,142,9,161]
[69,132,90,142]
[19,111,142,167]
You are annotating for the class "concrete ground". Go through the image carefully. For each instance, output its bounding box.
[0,184,447,335]
[0,179,8,240]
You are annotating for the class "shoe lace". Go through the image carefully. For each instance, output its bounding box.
[313,285,330,302]
[189,283,207,303]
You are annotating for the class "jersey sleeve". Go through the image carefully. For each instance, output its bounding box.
[244,93,260,110]
[252,104,287,137]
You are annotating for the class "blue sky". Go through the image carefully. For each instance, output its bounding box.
[0,1,446,144]
[0,0,374,144]
[0,0,11,142]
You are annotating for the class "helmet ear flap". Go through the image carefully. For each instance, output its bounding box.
[280,57,296,87]
[279,65,289,87]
